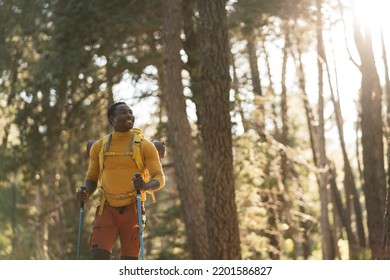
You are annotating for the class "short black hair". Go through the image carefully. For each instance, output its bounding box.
[107,101,127,125]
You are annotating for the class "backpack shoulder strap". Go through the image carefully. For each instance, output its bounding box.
[130,128,157,204]
[99,133,112,171]
[97,133,112,215]
[130,128,144,171]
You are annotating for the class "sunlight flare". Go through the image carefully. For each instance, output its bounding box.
[351,0,390,33]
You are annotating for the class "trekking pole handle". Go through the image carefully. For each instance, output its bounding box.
[80,186,87,209]
[134,173,141,194]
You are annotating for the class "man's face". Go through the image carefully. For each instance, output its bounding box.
[111,104,135,132]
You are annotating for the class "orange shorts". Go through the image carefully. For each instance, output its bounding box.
[89,203,140,258]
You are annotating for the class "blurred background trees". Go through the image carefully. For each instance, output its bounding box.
[1,0,389,260]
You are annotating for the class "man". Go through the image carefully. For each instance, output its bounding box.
[76,101,165,260]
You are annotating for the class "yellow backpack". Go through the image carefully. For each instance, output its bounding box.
[87,128,165,214]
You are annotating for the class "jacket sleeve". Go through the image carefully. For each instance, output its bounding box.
[142,139,165,190]
[85,139,102,183]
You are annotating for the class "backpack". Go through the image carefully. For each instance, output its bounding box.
[86,128,165,214]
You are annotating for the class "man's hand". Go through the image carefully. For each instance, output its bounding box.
[133,174,146,192]
[75,187,89,203]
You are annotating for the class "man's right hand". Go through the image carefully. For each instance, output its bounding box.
[75,187,89,203]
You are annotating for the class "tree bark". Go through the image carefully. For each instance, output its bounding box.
[197,0,241,259]
[245,29,265,139]
[316,0,336,259]
[161,0,209,259]
[381,26,390,259]
[352,0,386,259]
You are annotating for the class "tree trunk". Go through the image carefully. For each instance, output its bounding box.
[292,13,335,259]
[260,39,279,138]
[34,174,49,259]
[293,37,325,260]
[197,0,241,259]
[161,0,209,259]
[290,167,311,259]
[352,0,386,259]
[274,27,290,259]
[246,29,263,97]
[328,164,357,258]
[260,190,281,259]
[324,28,366,257]
[381,26,390,258]
[245,29,265,139]
[316,0,336,259]
[231,50,250,133]
[182,0,202,121]
[280,28,289,191]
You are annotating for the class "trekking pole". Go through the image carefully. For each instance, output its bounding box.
[134,174,145,260]
[77,186,86,260]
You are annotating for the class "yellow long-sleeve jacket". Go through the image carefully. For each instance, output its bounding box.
[85,130,165,207]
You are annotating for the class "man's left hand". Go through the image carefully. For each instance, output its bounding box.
[133,174,146,192]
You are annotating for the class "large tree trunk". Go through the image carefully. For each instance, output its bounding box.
[352,0,386,259]
[161,0,209,259]
[197,0,241,259]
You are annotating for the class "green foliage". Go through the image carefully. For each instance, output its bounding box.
[233,127,320,260]
[148,202,189,260]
